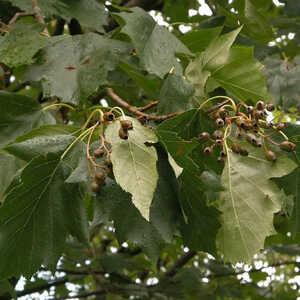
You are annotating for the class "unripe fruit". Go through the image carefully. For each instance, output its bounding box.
[215,118,224,128]
[213,130,223,139]
[265,150,277,162]
[204,146,212,155]
[94,148,104,158]
[279,141,296,152]
[91,182,101,193]
[256,101,265,111]
[119,128,128,140]
[120,120,133,130]
[198,132,210,143]
[266,104,275,111]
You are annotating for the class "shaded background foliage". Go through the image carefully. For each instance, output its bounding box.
[0,0,300,299]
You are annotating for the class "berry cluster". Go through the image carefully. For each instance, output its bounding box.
[87,111,133,193]
[198,100,296,163]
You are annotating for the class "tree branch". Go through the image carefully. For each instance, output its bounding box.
[162,250,197,278]
[105,88,182,122]
[138,101,158,112]
[55,289,106,300]
[16,277,68,297]
[209,260,300,279]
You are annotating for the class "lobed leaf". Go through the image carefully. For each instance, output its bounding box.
[105,117,158,220]
[217,143,297,262]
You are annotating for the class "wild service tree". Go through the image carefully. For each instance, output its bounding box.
[0,0,300,299]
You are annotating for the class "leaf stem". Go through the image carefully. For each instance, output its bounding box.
[199,95,237,112]
[42,103,75,111]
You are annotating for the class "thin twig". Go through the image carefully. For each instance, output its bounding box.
[9,12,34,24]
[16,277,68,297]
[105,88,182,122]
[209,260,300,279]
[205,99,230,114]
[55,289,106,300]
[138,101,159,112]
[9,0,49,36]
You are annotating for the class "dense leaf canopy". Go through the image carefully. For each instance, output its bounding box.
[0,0,300,299]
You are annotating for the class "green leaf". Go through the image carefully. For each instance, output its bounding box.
[0,91,44,148]
[119,61,161,96]
[150,145,181,242]
[94,179,165,261]
[116,7,191,78]
[157,73,194,114]
[242,0,274,43]
[0,22,48,67]
[217,144,297,262]
[210,46,269,102]
[156,109,215,172]
[274,124,300,240]
[0,152,23,202]
[0,151,89,279]
[7,0,108,32]
[185,27,242,101]
[180,27,223,53]
[179,171,221,254]
[105,117,158,220]
[25,34,132,105]
[4,124,78,161]
[263,55,300,108]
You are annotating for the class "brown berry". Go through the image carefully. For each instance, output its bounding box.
[246,133,258,145]
[204,146,212,155]
[104,112,115,121]
[276,123,286,130]
[254,110,265,119]
[213,130,223,139]
[216,139,223,146]
[104,157,112,167]
[220,150,227,157]
[279,141,296,152]
[236,117,247,129]
[91,182,101,193]
[94,148,104,158]
[219,108,228,119]
[240,148,249,156]
[119,128,128,140]
[215,118,224,128]
[120,120,133,130]
[95,172,105,184]
[266,104,275,111]
[265,150,277,162]
[247,106,254,113]
[256,101,265,111]
[217,156,224,163]
[231,142,241,154]
[198,132,210,143]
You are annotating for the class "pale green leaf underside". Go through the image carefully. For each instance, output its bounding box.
[105,117,158,220]
[217,145,297,262]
